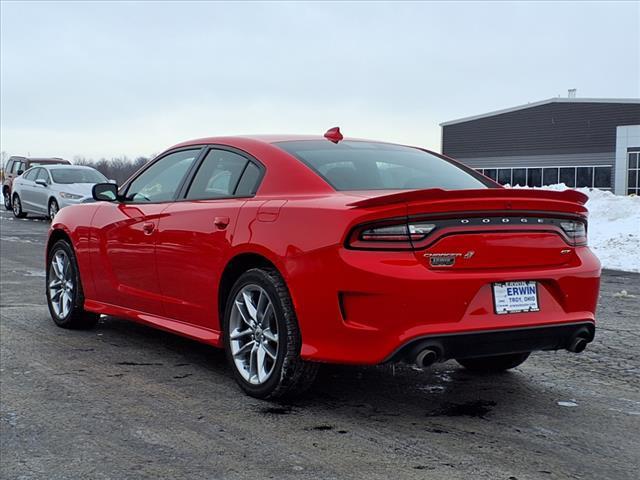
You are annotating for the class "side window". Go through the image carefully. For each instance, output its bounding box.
[186,149,249,200]
[13,162,24,174]
[36,169,50,183]
[235,162,262,196]
[125,149,200,203]
[23,168,39,181]
[6,161,13,174]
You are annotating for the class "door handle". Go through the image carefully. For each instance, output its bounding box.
[214,216,230,229]
[142,222,155,235]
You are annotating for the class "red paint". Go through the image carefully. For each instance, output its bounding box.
[48,134,601,365]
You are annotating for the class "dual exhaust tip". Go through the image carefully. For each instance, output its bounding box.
[409,331,590,369]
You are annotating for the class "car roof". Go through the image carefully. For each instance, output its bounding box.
[37,164,95,170]
[168,134,439,155]
[173,134,329,148]
[168,134,414,151]
[26,158,69,163]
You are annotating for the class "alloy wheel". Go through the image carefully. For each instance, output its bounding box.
[229,284,279,385]
[48,250,74,319]
[3,192,9,209]
[49,201,58,219]
[12,196,21,216]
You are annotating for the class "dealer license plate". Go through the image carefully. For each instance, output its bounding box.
[493,281,539,315]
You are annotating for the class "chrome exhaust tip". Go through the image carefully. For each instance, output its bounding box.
[415,349,439,368]
[567,335,588,353]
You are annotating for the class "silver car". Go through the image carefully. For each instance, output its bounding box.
[11,165,107,219]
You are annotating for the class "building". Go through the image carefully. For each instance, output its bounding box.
[440,98,640,195]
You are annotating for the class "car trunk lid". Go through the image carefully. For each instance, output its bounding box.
[347,188,588,270]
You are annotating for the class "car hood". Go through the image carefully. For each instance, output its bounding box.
[52,183,96,197]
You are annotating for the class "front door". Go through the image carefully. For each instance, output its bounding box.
[90,148,201,316]
[32,168,51,213]
[155,147,263,330]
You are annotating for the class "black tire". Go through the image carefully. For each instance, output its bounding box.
[48,198,59,220]
[12,193,26,218]
[46,239,99,329]
[223,267,318,400]
[456,352,530,372]
[3,189,11,210]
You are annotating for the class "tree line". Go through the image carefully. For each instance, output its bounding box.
[73,156,151,184]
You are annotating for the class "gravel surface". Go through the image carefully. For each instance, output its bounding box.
[1,209,639,480]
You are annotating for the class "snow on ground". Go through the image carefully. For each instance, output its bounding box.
[508,184,640,273]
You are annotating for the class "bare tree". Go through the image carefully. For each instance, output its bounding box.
[72,155,151,184]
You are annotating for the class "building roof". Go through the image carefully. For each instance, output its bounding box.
[440,98,640,127]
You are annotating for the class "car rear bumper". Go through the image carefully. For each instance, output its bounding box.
[289,246,601,365]
[386,321,595,363]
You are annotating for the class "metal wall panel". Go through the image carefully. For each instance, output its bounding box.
[442,102,640,158]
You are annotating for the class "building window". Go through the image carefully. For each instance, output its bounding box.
[543,168,559,185]
[477,165,613,190]
[594,167,611,189]
[498,169,511,185]
[628,151,639,195]
[576,167,593,188]
[527,168,542,187]
[559,168,576,187]
[484,168,497,181]
[512,168,526,186]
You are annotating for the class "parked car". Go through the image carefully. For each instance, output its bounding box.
[12,165,107,219]
[3,156,71,210]
[45,130,600,400]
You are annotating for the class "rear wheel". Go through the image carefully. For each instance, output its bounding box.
[12,193,26,218]
[46,239,98,329]
[223,268,318,400]
[3,189,10,210]
[48,199,59,220]
[456,352,530,372]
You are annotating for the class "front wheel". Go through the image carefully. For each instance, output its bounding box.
[46,239,99,329]
[12,194,26,218]
[223,268,318,400]
[456,352,530,372]
[3,190,11,210]
[48,199,59,220]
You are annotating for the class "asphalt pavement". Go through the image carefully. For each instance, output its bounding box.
[1,208,639,480]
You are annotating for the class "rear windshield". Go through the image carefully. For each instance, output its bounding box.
[50,168,107,184]
[275,140,491,191]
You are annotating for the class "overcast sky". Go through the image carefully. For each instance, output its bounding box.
[1,1,638,160]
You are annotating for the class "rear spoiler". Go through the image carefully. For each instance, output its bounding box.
[347,188,589,208]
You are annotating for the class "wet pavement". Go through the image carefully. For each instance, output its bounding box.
[1,209,639,479]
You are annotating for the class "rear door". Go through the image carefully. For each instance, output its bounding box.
[18,168,40,210]
[155,147,264,330]
[90,149,202,316]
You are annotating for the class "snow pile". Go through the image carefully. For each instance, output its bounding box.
[508,184,640,273]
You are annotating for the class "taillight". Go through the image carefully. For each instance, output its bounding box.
[349,221,436,249]
[347,215,588,250]
[560,220,588,246]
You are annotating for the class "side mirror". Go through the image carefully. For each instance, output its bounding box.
[92,182,120,202]
[35,179,48,187]
[17,169,24,176]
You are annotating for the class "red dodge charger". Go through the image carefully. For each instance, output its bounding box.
[46,129,600,399]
